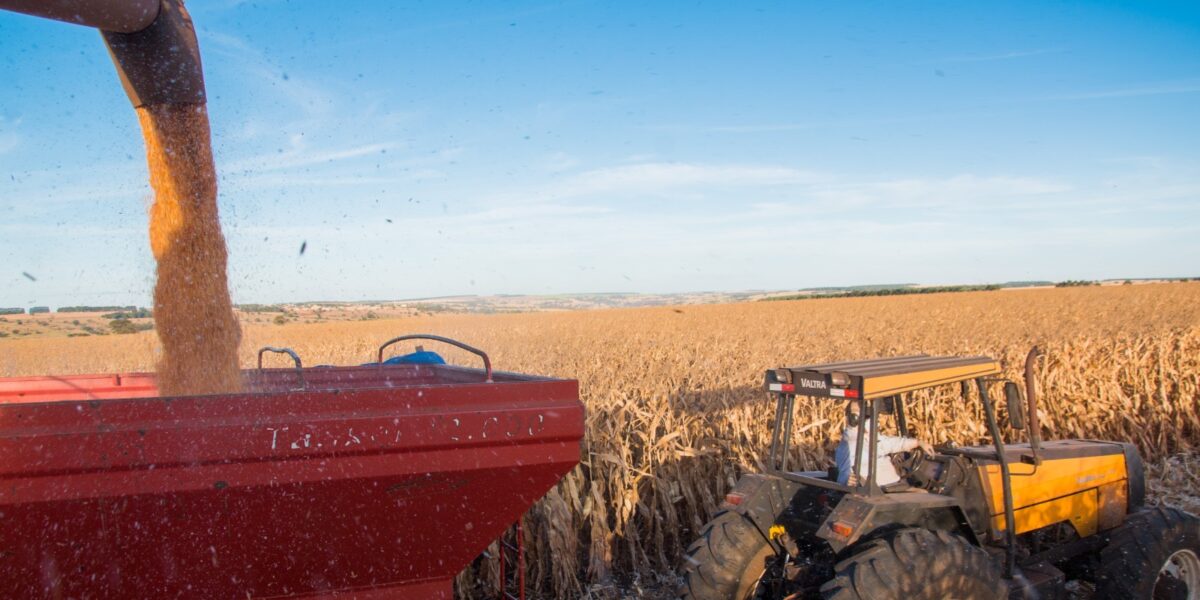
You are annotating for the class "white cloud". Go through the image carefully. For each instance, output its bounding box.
[649,113,979,135]
[552,162,824,197]
[223,141,400,174]
[1045,80,1200,100]
[7,152,1199,304]
[216,140,461,192]
[540,152,580,172]
[203,31,335,116]
[861,174,1071,202]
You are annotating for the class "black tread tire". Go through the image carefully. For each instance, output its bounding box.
[1095,506,1200,599]
[819,528,1005,600]
[678,510,775,600]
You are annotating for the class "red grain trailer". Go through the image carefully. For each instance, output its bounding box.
[0,335,584,599]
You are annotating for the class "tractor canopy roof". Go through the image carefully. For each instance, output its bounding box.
[765,354,1001,400]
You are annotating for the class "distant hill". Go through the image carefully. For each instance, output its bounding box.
[762,284,1002,302]
[23,279,1194,319]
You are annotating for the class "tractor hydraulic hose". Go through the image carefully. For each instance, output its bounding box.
[0,0,205,107]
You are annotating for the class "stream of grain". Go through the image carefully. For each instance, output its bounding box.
[138,103,241,396]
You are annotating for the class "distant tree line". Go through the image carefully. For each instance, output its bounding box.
[1055,280,1100,287]
[102,308,152,319]
[409,302,464,314]
[763,284,1001,302]
[28,306,50,314]
[57,305,137,313]
[236,304,286,313]
[0,308,23,315]
[1000,281,1054,288]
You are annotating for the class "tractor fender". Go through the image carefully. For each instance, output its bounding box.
[815,491,981,553]
[1117,441,1146,511]
[721,473,805,538]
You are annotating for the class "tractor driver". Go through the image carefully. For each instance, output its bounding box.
[834,401,929,486]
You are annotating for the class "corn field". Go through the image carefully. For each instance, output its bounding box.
[2,283,1198,598]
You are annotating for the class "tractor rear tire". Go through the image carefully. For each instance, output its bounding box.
[819,528,1006,600]
[678,510,775,600]
[1095,506,1200,599]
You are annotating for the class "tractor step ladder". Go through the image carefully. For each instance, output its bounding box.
[498,520,525,600]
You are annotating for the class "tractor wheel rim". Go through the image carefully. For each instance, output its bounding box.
[1156,548,1200,600]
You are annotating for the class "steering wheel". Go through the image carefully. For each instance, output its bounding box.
[891,446,928,480]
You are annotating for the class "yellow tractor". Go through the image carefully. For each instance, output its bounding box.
[678,349,1199,599]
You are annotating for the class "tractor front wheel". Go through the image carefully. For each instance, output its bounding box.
[818,528,1006,600]
[1096,506,1200,599]
[678,510,776,600]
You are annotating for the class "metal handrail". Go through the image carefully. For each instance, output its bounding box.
[256,346,306,390]
[376,334,493,383]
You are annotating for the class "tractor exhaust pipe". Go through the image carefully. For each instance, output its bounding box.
[0,0,205,107]
[1024,346,1044,456]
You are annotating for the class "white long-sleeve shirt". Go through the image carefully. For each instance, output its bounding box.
[834,419,921,486]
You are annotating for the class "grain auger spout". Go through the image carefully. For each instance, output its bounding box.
[0,0,206,107]
[2,0,243,397]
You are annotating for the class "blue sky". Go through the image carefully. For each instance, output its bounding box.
[1,1,1198,307]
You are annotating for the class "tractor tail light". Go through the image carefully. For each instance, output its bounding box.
[724,493,745,506]
[830,521,854,537]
